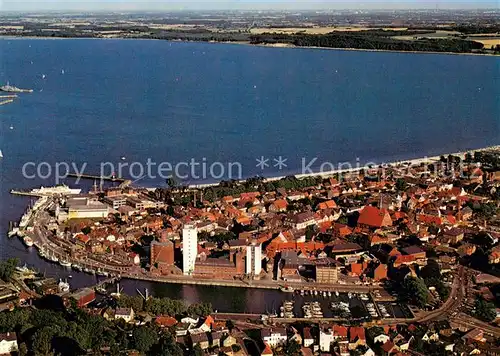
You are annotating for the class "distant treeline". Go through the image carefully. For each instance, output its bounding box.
[249,33,485,53]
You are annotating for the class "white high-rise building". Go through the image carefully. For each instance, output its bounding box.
[246,243,262,276]
[182,224,198,275]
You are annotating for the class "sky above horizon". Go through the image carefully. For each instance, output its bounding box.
[1,0,498,12]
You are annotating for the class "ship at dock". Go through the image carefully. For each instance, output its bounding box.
[11,185,81,197]
[0,84,33,93]
[32,185,81,195]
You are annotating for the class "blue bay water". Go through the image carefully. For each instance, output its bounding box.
[0,38,498,296]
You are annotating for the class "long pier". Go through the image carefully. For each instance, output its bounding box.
[10,190,43,197]
[67,173,125,182]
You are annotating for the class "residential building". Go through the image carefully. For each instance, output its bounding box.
[303,327,314,347]
[316,265,339,284]
[261,327,287,348]
[0,332,17,355]
[285,212,316,229]
[319,327,334,352]
[115,308,134,323]
[183,224,198,275]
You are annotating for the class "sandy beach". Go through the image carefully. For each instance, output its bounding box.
[187,145,500,189]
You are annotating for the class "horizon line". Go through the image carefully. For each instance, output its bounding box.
[1,7,499,13]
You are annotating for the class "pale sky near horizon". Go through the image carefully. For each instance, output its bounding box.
[0,0,497,12]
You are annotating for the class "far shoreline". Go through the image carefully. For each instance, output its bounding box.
[1,35,498,58]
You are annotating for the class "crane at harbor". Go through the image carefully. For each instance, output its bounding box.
[136,288,150,301]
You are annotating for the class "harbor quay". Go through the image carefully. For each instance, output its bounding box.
[16,197,384,293]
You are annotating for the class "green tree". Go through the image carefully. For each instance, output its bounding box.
[473,298,496,322]
[18,343,28,356]
[149,333,183,356]
[401,277,429,308]
[192,344,203,356]
[132,326,158,353]
[305,224,315,241]
[117,295,144,312]
[225,319,235,331]
[421,260,441,282]
[0,258,19,281]
[285,340,302,355]
[395,178,408,191]
[32,326,55,356]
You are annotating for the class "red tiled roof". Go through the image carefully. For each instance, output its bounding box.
[155,316,178,327]
[417,214,443,225]
[394,255,415,265]
[333,325,348,338]
[351,263,363,276]
[273,199,288,210]
[318,200,337,210]
[357,206,392,228]
[262,342,273,355]
[349,327,366,342]
[381,341,396,353]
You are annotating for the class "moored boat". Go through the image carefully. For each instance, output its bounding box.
[59,259,71,268]
[22,236,34,247]
[279,285,294,293]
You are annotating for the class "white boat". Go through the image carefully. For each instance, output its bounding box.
[72,264,82,271]
[279,286,294,293]
[19,209,31,228]
[0,150,3,158]
[8,227,19,237]
[58,279,70,293]
[48,252,58,263]
[22,236,34,247]
[59,259,71,268]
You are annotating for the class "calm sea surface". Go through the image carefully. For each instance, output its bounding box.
[0,38,498,311]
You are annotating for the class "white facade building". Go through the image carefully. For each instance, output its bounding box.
[245,243,262,276]
[182,224,198,275]
[0,332,18,354]
[262,328,287,348]
[320,329,334,352]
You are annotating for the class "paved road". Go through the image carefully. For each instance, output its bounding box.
[416,265,465,323]
[451,313,500,338]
